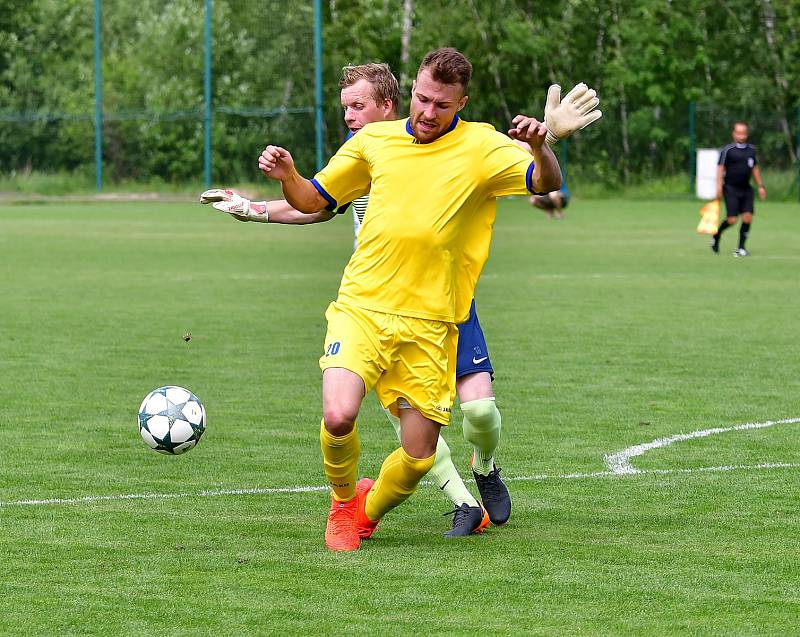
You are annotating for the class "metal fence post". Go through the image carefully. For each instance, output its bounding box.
[688,100,696,194]
[314,0,324,171]
[203,0,212,188]
[93,0,103,191]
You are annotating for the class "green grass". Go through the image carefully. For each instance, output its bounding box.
[0,171,284,200]
[1,198,799,635]
[1,169,797,201]
[568,169,799,201]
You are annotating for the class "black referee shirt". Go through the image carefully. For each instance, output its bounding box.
[718,143,758,189]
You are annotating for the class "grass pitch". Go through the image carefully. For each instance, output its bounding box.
[1,197,798,635]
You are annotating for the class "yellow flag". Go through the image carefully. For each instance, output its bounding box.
[697,199,720,234]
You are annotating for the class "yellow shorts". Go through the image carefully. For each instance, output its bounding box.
[319,301,457,425]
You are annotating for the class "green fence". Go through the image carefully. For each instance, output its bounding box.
[0,0,323,190]
[2,0,799,199]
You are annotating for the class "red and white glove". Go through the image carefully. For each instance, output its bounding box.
[199,189,269,223]
[544,83,602,146]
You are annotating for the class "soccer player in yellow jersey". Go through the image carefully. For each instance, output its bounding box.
[259,48,561,551]
[206,63,495,535]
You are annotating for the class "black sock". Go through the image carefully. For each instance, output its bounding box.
[739,222,750,249]
[713,219,730,244]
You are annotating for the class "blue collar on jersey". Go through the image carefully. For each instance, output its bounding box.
[405,114,460,140]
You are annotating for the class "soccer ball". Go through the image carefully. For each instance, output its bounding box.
[138,386,206,455]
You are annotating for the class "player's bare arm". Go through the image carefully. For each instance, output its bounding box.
[258,145,328,213]
[509,115,561,193]
[752,165,766,199]
[716,164,725,200]
[269,202,336,224]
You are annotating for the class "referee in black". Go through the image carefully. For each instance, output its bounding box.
[710,121,766,256]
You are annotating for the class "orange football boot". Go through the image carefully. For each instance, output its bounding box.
[324,496,360,551]
[355,478,380,539]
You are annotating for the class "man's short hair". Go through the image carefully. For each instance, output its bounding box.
[733,120,749,130]
[339,63,400,111]
[418,47,472,93]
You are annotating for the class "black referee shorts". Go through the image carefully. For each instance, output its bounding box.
[723,184,754,216]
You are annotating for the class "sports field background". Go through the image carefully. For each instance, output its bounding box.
[1,198,798,635]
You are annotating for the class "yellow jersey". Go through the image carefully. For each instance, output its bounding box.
[312,116,535,323]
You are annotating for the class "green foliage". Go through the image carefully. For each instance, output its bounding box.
[0,169,95,195]
[0,0,798,188]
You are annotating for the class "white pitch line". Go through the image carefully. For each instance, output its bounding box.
[510,462,800,482]
[0,485,328,508]
[604,417,800,475]
[2,461,799,508]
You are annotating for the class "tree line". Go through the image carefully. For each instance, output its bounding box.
[1,0,797,187]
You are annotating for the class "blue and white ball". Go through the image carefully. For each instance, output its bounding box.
[138,386,206,455]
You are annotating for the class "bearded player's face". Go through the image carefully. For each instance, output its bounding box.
[408,69,468,144]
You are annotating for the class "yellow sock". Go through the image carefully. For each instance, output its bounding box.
[365,447,435,521]
[319,420,360,502]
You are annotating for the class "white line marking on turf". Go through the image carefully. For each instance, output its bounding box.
[2,462,799,508]
[604,417,800,475]
[510,462,800,482]
[0,485,329,508]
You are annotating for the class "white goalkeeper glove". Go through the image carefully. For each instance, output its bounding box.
[199,189,269,223]
[544,82,602,146]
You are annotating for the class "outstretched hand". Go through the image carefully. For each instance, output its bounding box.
[544,82,602,145]
[199,188,269,222]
